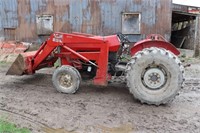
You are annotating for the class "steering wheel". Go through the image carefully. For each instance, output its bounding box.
[117,33,131,43]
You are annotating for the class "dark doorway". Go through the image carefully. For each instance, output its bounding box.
[171,12,196,50]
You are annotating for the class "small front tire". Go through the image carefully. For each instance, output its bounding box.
[52,65,81,94]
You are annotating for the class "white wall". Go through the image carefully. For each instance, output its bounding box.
[173,0,200,7]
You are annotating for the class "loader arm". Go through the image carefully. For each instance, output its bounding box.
[32,41,57,70]
[31,32,108,70]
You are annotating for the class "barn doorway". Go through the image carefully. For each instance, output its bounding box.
[171,11,196,50]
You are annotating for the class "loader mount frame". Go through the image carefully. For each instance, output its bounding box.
[8,32,121,86]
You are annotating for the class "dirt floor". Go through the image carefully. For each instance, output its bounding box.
[1,54,200,133]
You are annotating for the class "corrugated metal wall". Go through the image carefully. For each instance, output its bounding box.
[0,0,172,43]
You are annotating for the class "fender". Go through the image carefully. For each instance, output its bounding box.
[130,35,180,56]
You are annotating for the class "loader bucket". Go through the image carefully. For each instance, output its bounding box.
[6,51,37,75]
[6,54,25,75]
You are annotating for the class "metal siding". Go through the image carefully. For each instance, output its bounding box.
[1,0,18,28]
[81,0,92,33]
[156,0,172,41]
[0,1,4,40]
[141,0,156,34]
[100,2,114,34]
[0,0,172,42]
[69,1,83,32]
[17,0,32,41]
[100,0,142,35]
[30,0,48,23]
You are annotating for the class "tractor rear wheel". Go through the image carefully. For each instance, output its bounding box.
[126,47,184,105]
[52,65,81,94]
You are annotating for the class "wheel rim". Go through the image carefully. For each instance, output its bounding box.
[59,73,73,89]
[142,66,167,90]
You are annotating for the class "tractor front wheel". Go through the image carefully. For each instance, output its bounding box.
[126,47,184,105]
[52,65,81,94]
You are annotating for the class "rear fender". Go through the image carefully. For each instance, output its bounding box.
[130,40,180,56]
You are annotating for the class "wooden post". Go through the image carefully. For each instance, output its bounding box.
[194,15,200,57]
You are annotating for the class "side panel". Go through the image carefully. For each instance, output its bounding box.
[103,35,120,52]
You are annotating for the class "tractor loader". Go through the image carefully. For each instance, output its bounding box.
[6,32,184,105]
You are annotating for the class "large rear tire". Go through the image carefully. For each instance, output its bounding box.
[52,65,81,94]
[126,47,184,105]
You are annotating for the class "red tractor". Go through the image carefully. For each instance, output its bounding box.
[7,32,184,105]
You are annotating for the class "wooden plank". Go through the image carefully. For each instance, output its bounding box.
[194,15,200,57]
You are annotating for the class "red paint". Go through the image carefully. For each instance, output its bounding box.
[130,34,180,56]
[0,41,29,54]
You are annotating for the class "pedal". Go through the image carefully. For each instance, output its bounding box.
[115,64,127,71]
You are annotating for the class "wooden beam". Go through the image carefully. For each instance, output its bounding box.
[194,15,200,57]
